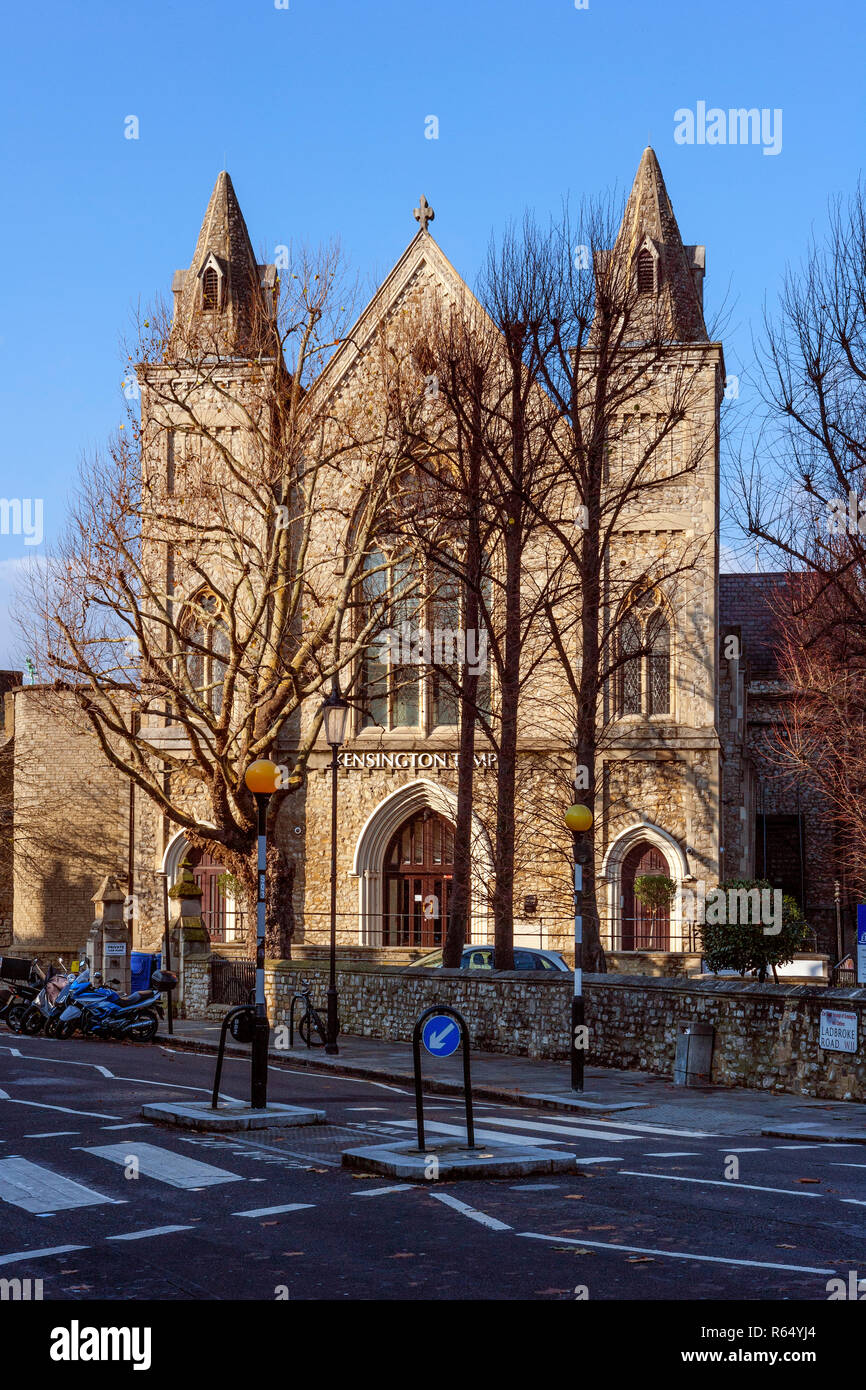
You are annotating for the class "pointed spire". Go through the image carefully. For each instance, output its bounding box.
[613,147,707,342]
[169,171,276,359]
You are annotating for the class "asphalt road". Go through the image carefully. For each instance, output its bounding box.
[0,1031,865,1303]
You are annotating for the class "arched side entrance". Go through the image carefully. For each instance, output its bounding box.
[383,810,455,948]
[620,841,670,950]
[352,779,493,945]
[161,830,245,944]
[601,821,690,953]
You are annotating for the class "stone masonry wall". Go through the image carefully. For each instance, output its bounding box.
[209,962,866,1102]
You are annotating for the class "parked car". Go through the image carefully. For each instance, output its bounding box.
[408,945,571,972]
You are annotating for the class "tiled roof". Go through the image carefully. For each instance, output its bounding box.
[719,573,795,678]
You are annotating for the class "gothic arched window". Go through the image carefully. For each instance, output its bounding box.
[202,265,221,311]
[636,248,656,296]
[359,548,490,733]
[183,589,230,717]
[617,588,671,717]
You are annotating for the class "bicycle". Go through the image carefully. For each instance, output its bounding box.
[289,979,336,1048]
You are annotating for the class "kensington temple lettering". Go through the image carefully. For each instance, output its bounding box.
[336,751,498,771]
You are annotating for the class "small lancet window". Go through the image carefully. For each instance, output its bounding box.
[636,249,655,296]
[202,266,221,311]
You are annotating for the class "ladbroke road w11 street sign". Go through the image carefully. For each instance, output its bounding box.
[421,1014,461,1058]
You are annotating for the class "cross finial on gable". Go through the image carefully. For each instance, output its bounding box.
[413,195,435,233]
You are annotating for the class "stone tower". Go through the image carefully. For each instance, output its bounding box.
[597,147,726,959]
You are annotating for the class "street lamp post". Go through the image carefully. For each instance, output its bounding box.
[244,758,280,1109]
[564,803,593,1093]
[321,676,350,1055]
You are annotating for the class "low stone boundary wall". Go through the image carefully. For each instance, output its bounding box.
[184,958,866,1102]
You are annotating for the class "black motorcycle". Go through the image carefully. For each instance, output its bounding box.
[0,957,45,1033]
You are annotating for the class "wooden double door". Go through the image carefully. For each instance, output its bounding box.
[383,810,456,948]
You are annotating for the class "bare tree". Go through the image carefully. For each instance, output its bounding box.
[19,245,412,956]
[737,181,866,898]
[397,191,720,971]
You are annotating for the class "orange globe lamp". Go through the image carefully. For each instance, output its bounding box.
[564,803,593,834]
[244,759,280,796]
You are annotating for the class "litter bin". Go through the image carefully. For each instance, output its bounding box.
[674,1020,714,1086]
[130,952,161,994]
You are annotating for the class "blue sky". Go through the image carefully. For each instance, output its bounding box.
[1,0,864,667]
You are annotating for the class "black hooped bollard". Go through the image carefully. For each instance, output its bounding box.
[412,1005,475,1151]
[211,1004,255,1109]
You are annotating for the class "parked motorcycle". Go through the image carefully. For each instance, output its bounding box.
[40,961,91,1038]
[0,958,46,1033]
[53,972,121,1041]
[57,970,177,1043]
[20,959,71,1035]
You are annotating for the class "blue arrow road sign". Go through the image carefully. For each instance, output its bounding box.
[421,1014,461,1058]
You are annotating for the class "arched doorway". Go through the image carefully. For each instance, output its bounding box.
[162,832,245,944]
[621,841,671,950]
[383,810,456,947]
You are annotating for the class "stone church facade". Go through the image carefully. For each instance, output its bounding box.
[0,150,847,971]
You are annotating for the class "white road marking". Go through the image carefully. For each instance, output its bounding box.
[467,1116,630,1143]
[717,1147,767,1153]
[583,1118,718,1138]
[572,1156,624,1164]
[775,1143,860,1149]
[387,1119,563,1148]
[0,1047,22,1057]
[107,1225,193,1241]
[81,1142,244,1189]
[351,1185,417,1198]
[430,1192,511,1231]
[101,1123,152,1131]
[179,1050,409,1094]
[841,1199,866,1206]
[520,1232,834,1275]
[24,1131,79,1139]
[345,1107,389,1112]
[0,1090,120,1120]
[644,1152,700,1158]
[832,1163,866,1169]
[0,1243,88,1266]
[231,1203,315,1218]
[0,1158,121,1213]
[619,1170,823,1197]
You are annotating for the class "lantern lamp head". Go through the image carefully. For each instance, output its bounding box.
[321,677,350,748]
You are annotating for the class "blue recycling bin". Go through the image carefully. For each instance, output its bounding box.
[130,952,161,993]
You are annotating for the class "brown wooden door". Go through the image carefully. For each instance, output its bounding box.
[383,811,456,947]
[187,847,227,943]
[621,842,670,950]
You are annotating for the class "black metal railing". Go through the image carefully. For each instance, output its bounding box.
[210,957,255,1005]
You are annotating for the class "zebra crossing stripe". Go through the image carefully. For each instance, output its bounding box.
[387,1119,563,1148]
[462,1116,631,1143]
[0,1157,120,1213]
[81,1142,244,1189]
[231,1204,315,1218]
[108,1226,194,1241]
